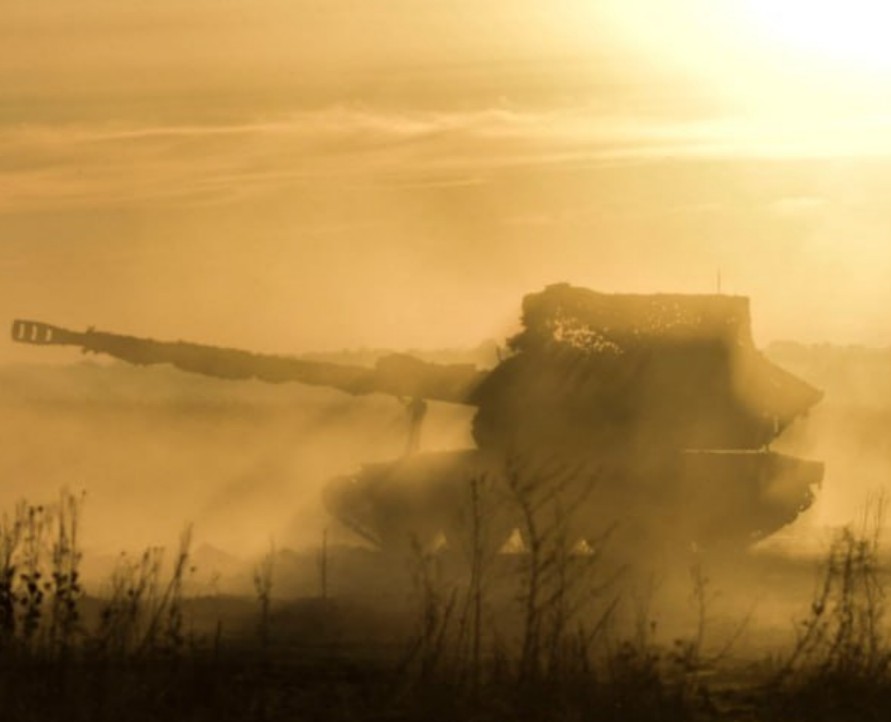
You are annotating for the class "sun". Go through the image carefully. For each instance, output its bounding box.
[747,0,891,70]
[592,0,891,125]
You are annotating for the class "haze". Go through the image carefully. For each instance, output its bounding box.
[3,0,891,361]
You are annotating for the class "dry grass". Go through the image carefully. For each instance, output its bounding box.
[1,486,891,721]
[762,498,891,721]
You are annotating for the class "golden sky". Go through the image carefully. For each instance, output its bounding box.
[4,0,891,361]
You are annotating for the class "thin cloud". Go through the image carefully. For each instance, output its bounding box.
[4,107,891,213]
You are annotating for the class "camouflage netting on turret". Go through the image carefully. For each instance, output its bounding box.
[510,283,752,354]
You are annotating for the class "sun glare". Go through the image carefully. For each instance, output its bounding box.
[747,0,891,70]
[599,0,891,125]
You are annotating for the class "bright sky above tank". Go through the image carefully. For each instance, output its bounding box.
[3,0,891,362]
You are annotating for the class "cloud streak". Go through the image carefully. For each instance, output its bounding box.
[5,107,891,213]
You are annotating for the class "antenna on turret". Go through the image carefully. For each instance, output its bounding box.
[716,269,723,295]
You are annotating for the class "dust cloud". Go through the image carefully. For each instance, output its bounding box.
[0,357,478,554]
[765,343,891,545]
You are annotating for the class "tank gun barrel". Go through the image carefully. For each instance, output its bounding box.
[12,320,84,347]
[10,319,486,405]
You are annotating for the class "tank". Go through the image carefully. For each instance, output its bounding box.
[10,284,823,557]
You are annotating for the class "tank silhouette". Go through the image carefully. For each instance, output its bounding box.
[10,284,823,556]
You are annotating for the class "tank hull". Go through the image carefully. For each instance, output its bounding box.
[323,449,823,556]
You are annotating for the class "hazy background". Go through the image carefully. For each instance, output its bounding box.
[3,0,891,357]
[3,1,891,576]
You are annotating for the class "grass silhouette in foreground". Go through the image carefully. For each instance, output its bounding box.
[1,487,891,721]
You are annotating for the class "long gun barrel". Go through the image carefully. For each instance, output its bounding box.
[10,320,487,405]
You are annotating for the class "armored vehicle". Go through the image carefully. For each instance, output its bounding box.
[11,284,823,556]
